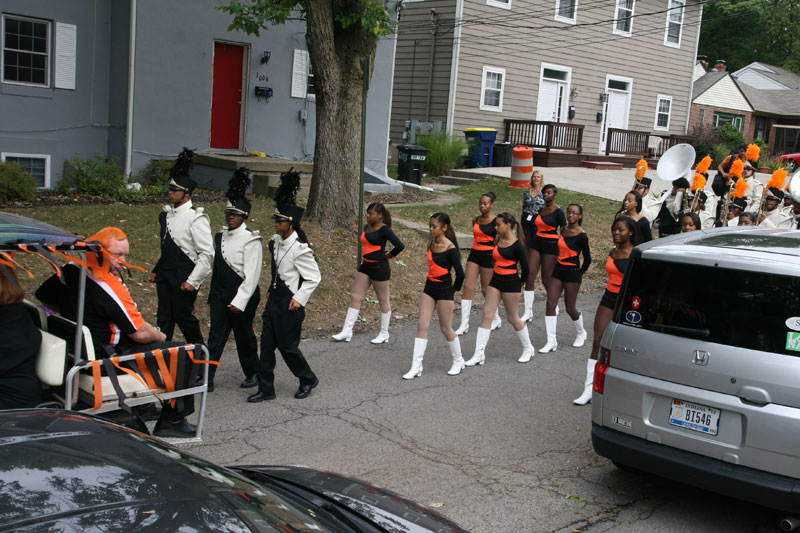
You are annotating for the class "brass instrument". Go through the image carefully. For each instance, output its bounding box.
[718,180,735,227]
[755,188,769,223]
[656,143,696,222]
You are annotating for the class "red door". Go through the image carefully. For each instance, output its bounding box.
[210,42,245,149]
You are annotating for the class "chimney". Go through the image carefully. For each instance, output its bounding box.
[714,59,726,72]
[697,54,708,71]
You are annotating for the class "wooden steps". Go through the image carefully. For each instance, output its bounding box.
[580,161,624,170]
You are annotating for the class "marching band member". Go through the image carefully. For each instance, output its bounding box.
[455,193,498,336]
[655,178,689,237]
[737,212,757,226]
[205,168,262,392]
[726,197,748,227]
[759,188,786,227]
[249,170,321,403]
[331,202,404,344]
[693,192,716,229]
[403,213,465,379]
[464,213,534,366]
[742,162,764,211]
[635,177,662,225]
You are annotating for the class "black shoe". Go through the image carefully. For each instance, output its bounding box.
[294,377,319,399]
[240,375,258,389]
[247,391,276,403]
[153,418,197,438]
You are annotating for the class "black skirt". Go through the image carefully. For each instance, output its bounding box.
[489,273,521,293]
[552,264,582,284]
[599,289,619,310]
[358,261,391,282]
[467,249,493,269]
[423,280,455,301]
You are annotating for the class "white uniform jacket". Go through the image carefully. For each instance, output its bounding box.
[163,200,214,289]
[220,223,263,311]
[743,177,764,212]
[697,195,717,229]
[270,231,321,307]
[641,191,662,227]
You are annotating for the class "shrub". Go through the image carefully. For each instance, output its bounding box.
[137,158,172,187]
[714,143,731,167]
[0,162,37,203]
[58,154,127,197]
[417,130,467,177]
[713,124,744,148]
[692,132,719,164]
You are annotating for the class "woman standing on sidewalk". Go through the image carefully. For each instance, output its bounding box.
[403,213,465,379]
[615,190,652,243]
[523,184,566,323]
[574,216,637,405]
[464,212,534,367]
[520,170,545,322]
[331,202,404,344]
[539,203,591,354]
[454,192,501,336]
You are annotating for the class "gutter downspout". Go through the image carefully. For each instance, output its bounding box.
[685,2,703,135]
[124,0,137,176]
[446,0,464,135]
[425,9,438,121]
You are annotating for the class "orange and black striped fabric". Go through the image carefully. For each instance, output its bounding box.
[360,226,405,263]
[426,247,464,291]
[471,218,497,251]
[492,241,529,281]
[556,233,591,271]
[533,209,566,240]
[605,254,629,294]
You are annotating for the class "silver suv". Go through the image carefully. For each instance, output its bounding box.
[591,227,800,513]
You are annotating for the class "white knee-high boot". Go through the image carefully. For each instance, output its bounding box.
[455,299,471,335]
[516,325,535,363]
[539,315,558,353]
[403,338,427,379]
[446,338,465,375]
[573,359,595,405]
[332,308,359,342]
[464,327,490,366]
[371,311,391,344]
[572,313,587,347]
[520,290,535,322]
[491,307,502,330]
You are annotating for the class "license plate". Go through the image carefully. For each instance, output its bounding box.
[668,399,720,436]
[410,154,426,161]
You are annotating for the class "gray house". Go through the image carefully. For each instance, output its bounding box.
[390,0,702,164]
[0,0,397,189]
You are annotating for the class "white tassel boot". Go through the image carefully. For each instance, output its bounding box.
[572,313,587,347]
[454,299,471,335]
[464,327,490,366]
[490,307,502,330]
[402,338,427,379]
[573,359,596,405]
[516,325,535,363]
[539,315,558,353]
[519,290,535,322]
[446,338,465,375]
[371,311,392,344]
[332,308,359,342]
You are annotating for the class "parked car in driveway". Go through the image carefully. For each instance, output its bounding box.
[0,409,468,532]
[591,227,800,514]
[776,153,800,172]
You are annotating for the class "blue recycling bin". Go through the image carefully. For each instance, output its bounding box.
[464,128,497,168]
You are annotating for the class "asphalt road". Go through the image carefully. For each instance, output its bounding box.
[183,291,788,533]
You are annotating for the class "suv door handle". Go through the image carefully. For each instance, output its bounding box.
[738,386,770,405]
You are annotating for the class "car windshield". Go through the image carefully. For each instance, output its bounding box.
[616,257,800,355]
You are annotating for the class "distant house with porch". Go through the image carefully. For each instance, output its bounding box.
[389,0,702,166]
[688,60,754,140]
[0,0,398,190]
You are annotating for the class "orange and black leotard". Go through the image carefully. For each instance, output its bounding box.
[471,218,497,252]
[605,253,629,294]
[426,247,465,291]
[361,226,404,263]
[533,209,566,241]
[557,233,592,272]
[492,241,530,282]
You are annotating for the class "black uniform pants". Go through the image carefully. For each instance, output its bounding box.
[156,280,204,344]
[207,291,260,384]
[256,285,316,396]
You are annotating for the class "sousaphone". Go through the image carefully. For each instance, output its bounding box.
[657,143,696,213]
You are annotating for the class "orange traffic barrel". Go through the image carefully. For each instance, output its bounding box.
[510,146,533,188]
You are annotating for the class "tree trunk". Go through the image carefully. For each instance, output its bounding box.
[304,1,376,230]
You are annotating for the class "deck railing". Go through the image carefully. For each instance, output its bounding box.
[504,119,584,153]
[605,128,695,157]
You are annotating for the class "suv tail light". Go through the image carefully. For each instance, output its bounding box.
[593,347,611,394]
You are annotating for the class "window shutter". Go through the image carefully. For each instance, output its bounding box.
[291,49,309,99]
[55,23,76,90]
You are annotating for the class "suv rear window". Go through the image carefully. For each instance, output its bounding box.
[616,257,800,356]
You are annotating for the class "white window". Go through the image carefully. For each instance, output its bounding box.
[487,0,512,9]
[2,14,50,86]
[664,0,684,47]
[555,0,578,24]
[291,49,314,100]
[653,95,672,131]
[1,153,51,188]
[480,66,505,112]
[714,112,744,131]
[613,0,634,36]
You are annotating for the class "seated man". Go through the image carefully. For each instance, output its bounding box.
[36,227,198,438]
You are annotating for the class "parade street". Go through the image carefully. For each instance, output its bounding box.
[185,291,784,533]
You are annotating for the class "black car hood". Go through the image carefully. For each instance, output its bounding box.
[234,465,468,533]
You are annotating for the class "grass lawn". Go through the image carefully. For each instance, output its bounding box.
[8,178,618,342]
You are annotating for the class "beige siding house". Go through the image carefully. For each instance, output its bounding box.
[390,0,702,161]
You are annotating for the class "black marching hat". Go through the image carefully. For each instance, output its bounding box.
[272,168,304,223]
[673,177,690,189]
[169,173,197,194]
[225,167,252,217]
[169,147,196,193]
[732,197,748,210]
[767,187,785,200]
[639,177,652,187]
